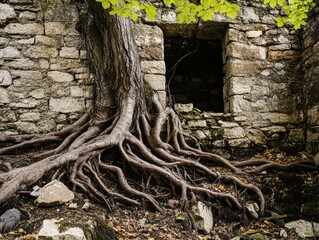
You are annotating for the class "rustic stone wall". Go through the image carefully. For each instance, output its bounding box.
[302,4,319,153]
[0,0,315,152]
[0,0,93,134]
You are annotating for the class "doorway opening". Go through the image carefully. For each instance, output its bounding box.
[165,37,224,112]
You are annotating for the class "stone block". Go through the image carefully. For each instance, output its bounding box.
[60,47,79,59]
[228,77,252,95]
[141,61,166,74]
[229,95,252,112]
[226,60,261,78]
[174,103,193,113]
[144,74,165,91]
[225,28,245,43]
[228,138,251,148]
[35,35,58,46]
[239,7,260,23]
[133,24,164,60]
[0,37,9,46]
[48,71,73,83]
[246,129,267,145]
[24,46,58,59]
[267,50,299,61]
[4,23,44,35]
[29,89,45,99]
[217,120,239,128]
[246,30,262,38]
[227,42,266,60]
[19,11,36,20]
[187,120,207,127]
[9,0,33,4]
[0,70,12,86]
[0,47,21,59]
[224,127,246,139]
[288,129,304,142]
[20,112,41,122]
[0,88,10,104]
[260,113,298,124]
[10,99,38,108]
[269,44,291,50]
[15,122,38,133]
[49,97,85,113]
[70,86,84,97]
[44,22,67,36]
[11,70,42,81]
[6,59,39,70]
[44,4,79,22]
[0,4,16,22]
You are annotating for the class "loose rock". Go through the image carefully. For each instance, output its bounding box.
[0,208,21,233]
[191,201,213,234]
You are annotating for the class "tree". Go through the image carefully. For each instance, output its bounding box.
[0,0,316,218]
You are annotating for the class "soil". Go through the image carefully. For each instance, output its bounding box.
[0,148,318,240]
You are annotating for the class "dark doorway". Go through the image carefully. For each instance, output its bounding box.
[165,37,224,112]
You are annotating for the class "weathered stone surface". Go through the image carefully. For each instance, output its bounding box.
[191,201,213,234]
[35,35,58,46]
[0,88,10,104]
[9,0,33,4]
[240,7,260,23]
[224,127,246,139]
[228,77,252,95]
[226,60,261,78]
[246,30,262,38]
[19,112,41,122]
[217,120,239,128]
[44,22,67,35]
[246,129,267,145]
[24,46,58,58]
[227,42,266,60]
[228,138,251,148]
[44,4,79,22]
[245,202,259,219]
[141,61,166,74]
[229,95,252,112]
[188,120,207,128]
[70,86,84,97]
[49,98,84,113]
[314,152,319,166]
[60,47,79,59]
[268,50,299,61]
[37,219,86,240]
[0,208,21,234]
[285,220,319,239]
[4,23,44,35]
[288,129,304,142]
[15,122,39,133]
[0,47,21,59]
[133,24,164,60]
[11,70,42,81]
[35,180,74,206]
[144,74,165,91]
[0,70,12,86]
[0,4,16,22]
[48,71,74,83]
[19,11,37,20]
[174,103,193,113]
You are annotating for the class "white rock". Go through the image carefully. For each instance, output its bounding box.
[285,219,319,239]
[245,202,259,219]
[174,103,193,113]
[48,71,74,83]
[35,180,75,206]
[0,70,12,86]
[0,4,16,21]
[191,201,213,234]
[280,229,288,238]
[82,202,90,211]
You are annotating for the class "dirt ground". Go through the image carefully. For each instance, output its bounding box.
[0,148,318,240]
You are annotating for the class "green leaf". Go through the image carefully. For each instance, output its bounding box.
[131,12,138,21]
[109,0,118,4]
[269,0,277,8]
[101,0,110,9]
[276,17,285,27]
[176,215,186,221]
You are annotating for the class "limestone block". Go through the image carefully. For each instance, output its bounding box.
[60,47,79,59]
[29,89,45,99]
[288,129,304,142]
[50,59,83,71]
[239,7,260,23]
[44,22,67,36]
[0,88,10,104]
[260,126,286,135]
[225,60,261,78]
[174,103,193,113]
[141,61,166,74]
[228,138,251,148]
[0,70,12,86]
[24,46,58,58]
[224,127,246,139]
[0,37,9,46]
[133,24,164,60]
[269,44,291,50]
[217,120,239,128]
[15,122,39,133]
[44,4,79,23]
[246,30,262,38]
[225,28,245,43]
[16,38,34,45]
[246,129,267,145]
[49,97,85,113]
[48,71,74,82]
[267,50,299,61]
[144,74,165,91]
[285,220,319,239]
[229,95,252,112]
[19,112,41,122]
[0,110,16,122]
[6,59,39,70]
[10,99,38,108]
[11,70,42,81]
[4,23,44,35]
[307,106,319,125]
[19,11,36,20]
[187,120,207,127]
[70,86,84,97]
[0,47,21,59]
[35,35,58,46]
[228,77,252,95]
[227,42,266,60]
[260,113,298,124]
[0,4,16,22]
[9,0,33,4]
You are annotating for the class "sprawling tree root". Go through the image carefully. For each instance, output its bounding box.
[0,0,316,221]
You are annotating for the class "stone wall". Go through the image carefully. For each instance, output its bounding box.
[0,0,93,134]
[302,3,319,153]
[0,0,315,152]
